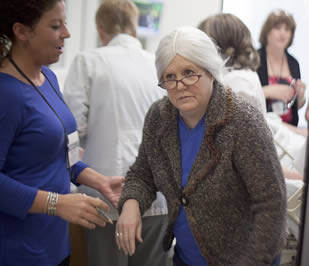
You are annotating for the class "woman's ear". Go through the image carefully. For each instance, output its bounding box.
[12,22,32,42]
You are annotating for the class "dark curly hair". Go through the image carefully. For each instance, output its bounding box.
[0,0,61,64]
[198,13,260,71]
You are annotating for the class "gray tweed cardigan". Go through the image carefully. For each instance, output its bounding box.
[118,82,287,266]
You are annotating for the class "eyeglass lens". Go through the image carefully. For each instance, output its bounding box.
[161,75,200,90]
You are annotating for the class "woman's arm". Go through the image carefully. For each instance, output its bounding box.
[263,83,294,103]
[115,139,157,256]
[116,106,159,256]
[26,165,120,228]
[294,79,306,109]
[116,199,143,256]
[0,82,39,219]
[29,189,110,229]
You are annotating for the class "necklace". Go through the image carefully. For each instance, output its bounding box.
[267,53,284,79]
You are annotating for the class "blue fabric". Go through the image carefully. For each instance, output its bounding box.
[0,67,87,265]
[173,114,207,266]
[272,255,280,266]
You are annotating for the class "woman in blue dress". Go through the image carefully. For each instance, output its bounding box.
[0,1,123,265]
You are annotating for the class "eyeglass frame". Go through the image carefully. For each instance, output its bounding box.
[158,72,205,90]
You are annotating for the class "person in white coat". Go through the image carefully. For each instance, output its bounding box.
[63,0,168,265]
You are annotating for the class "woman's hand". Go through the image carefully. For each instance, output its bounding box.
[56,193,110,229]
[76,167,124,208]
[116,199,143,256]
[97,175,124,208]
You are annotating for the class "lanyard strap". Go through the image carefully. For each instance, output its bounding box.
[8,56,74,173]
[8,56,68,137]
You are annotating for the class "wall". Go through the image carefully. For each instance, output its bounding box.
[50,0,101,87]
[51,0,222,87]
[143,0,222,53]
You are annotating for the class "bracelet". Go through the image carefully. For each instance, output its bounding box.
[44,192,59,216]
[43,192,51,213]
[48,192,58,216]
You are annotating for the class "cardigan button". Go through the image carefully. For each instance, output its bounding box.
[181,196,188,206]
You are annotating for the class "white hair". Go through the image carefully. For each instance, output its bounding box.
[155,26,224,83]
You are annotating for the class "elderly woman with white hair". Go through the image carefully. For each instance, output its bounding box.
[116,26,286,266]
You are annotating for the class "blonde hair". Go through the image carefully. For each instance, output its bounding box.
[259,9,296,48]
[155,26,224,83]
[198,13,260,71]
[95,0,138,36]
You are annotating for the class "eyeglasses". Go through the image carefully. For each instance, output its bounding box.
[158,73,203,90]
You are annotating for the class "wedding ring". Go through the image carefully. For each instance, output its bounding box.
[116,232,122,238]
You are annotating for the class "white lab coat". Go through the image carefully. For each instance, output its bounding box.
[63,34,167,219]
[223,69,267,116]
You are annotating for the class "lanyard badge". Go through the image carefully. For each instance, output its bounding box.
[67,131,80,168]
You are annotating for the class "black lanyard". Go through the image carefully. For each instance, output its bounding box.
[8,56,74,176]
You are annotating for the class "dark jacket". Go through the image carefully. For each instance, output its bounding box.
[119,83,287,266]
[257,46,301,126]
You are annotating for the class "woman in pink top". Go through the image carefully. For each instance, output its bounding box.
[257,9,306,126]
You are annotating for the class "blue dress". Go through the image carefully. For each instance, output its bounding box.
[0,67,87,265]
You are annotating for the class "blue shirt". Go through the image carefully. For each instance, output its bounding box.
[0,67,87,265]
[173,114,208,266]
